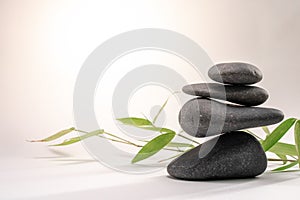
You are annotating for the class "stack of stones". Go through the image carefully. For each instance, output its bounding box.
[167,62,284,180]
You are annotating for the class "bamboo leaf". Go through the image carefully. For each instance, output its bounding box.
[133,125,165,132]
[142,137,193,148]
[261,118,297,151]
[50,137,81,146]
[117,117,177,137]
[268,142,298,156]
[272,162,298,172]
[276,154,288,164]
[117,117,175,136]
[159,128,175,134]
[158,153,183,163]
[50,129,104,146]
[262,126,270,135]
[28,127,75,142]
[152,97,169,124]
[131,132,176,163]
[152,91,180,124]
[294,120,300,167]
[117,117,153,126]
[142,138,194,148]
[166,142,194,148]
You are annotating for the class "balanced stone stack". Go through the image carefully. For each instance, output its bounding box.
[167,62,284,180]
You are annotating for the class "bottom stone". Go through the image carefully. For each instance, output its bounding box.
[167,131,267,180]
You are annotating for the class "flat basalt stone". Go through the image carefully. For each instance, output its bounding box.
[179,98,284,137]
[167,131,267,180]
[182,83,269,106]
[208,62,263,85]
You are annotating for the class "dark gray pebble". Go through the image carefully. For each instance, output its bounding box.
[182,83,269,106]
[179,98,284,137]
[208,62,263,85]
[167,131,267,180]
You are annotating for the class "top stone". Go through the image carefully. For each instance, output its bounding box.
[208,62,263,85]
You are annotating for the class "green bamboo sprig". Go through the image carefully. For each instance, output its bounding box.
[29,93,300,172]
[29,118,300,171]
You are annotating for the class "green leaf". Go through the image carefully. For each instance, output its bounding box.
[166,142,194,148]
[262,126,270,135]
[133,125,165,132]
[268,142,298,156]
[159,128,175,134]
[276,154,288,164]
[261,118,297,151]
[131,132,176,163]
[142,139,194,148]
[117,117,153,126]
[117,117,177,137]
[152,91,180,124]
[117,117,174,133]
[294,120,300,166]
[158,153,183,163]
[28,127,75,142]
[50,129,104,146]
[272,162,298,172]
[152,97,169,124]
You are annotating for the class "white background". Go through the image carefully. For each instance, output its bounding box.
[1,0,300,199]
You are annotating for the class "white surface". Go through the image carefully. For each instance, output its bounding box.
[1,154,300,200]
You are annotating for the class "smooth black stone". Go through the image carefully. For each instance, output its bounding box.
[167,131,267,180]
[182,83,269,106]
[208,62,263,85]
[179,98,284,137]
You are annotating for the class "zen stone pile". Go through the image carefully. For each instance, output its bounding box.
[167,62,284,180]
